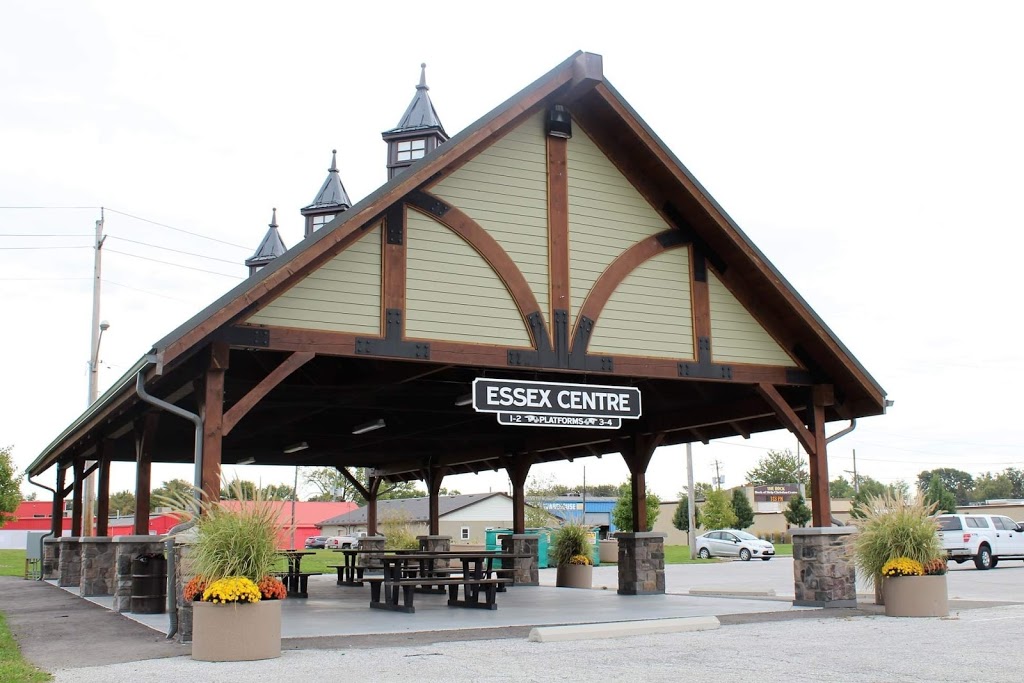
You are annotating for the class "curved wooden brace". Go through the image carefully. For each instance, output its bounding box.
[571,230,684,352]
[409,194,551,352]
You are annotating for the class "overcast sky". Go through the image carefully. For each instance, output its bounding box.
[2,1,1022,504]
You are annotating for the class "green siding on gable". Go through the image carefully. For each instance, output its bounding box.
[406,210,532,347]
[430,110,550,332]
[708,271,796,366]
[567,125,672,331]
[588,248,694,359]
[246,224,382,334]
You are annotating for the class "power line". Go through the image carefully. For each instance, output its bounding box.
[0,206,97,210]
[0,233,92,237]
[105,248,243,279]
[105,279,195,303]
[104,208,250,250]
[0,245,91,250]
[108,235,244,266]
[0,277,90,281]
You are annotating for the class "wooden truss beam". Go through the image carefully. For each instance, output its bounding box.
[756,383,816,456]
[222,352,315,436]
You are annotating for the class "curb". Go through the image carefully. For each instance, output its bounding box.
[688,587,776,597]
[528,616,720,642]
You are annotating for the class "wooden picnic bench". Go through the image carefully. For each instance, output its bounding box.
[366,552,518,613]
[275,550,320,598]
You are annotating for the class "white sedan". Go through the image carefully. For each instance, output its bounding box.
[696,529,775,561]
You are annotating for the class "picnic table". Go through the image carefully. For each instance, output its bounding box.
[327,548,384,587]
[367,551,527,613]
[274,550,318,598]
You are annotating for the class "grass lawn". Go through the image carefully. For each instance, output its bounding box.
[0,551,27,578]
[0,611,51,682]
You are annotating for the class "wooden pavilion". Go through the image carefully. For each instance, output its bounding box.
[28,52,886,595]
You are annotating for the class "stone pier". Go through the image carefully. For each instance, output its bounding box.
[357,535,386,570]
[791,526,857,607]
[501,534,539,586]
[42,537,61,580]
[174,541,193,642]
[79,537,116,596]
[112,536,166,613]
[615,532,666,595]
[57,538,81,587]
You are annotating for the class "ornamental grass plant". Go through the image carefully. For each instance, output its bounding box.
[847,492,944,602]
[551,520,592,566]
[165,479,282,601]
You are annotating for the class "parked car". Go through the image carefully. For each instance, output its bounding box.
[695,529,775,561]
[304,535,328,549]
[936,514,1024,570]
[324,533,364,550]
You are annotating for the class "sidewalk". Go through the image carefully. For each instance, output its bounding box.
[3,560,1020,681]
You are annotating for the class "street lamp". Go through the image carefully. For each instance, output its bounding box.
[81,320,110,537]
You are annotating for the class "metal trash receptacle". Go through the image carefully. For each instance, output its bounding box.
[131,553,167,614]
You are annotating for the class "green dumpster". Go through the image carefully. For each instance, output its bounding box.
[485,527,551,568]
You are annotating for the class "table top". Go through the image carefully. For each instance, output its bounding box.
[277,550,314,556]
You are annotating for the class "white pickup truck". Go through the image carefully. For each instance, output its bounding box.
[936,513,1024,570]
[324,532,365,550]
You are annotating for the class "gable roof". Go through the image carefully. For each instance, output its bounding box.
[27,51,885,479]
[316,492,511,527]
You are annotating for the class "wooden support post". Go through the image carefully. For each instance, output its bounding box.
[503,456,533,534]
[70,459,84,537]
[134,414,157,535]
[201,342,229,503]
[51,465,66,537]
[95,443,110,536]
[366,476,382,536]
[620,434,664,532]
[424,466,447,536]
[809,385,833,527]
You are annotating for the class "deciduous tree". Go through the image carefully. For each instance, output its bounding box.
[109,490,136,516]
[611,482,660,532]
[699,489,737,530]
[0,445,21,525]
[672,495,701,533]
[745,449,808,487]
[925,475,957,514]
[916,468,973,506]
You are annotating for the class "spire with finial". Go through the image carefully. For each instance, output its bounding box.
[301,149,352,237]
[382,63,449,179]
[245,207,288,275]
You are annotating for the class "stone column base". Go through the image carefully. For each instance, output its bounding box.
[615,532,666,595]
[501,535,539,586]
[111,536,166,613]
[80,537,116,596]
[417,535,451,552]
[58,538,82,587]
[357,536,386,570]
[791,526,857,607]
[175,542,193,643]
[43,538,61,580]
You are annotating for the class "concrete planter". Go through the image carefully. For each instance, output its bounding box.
[192,600,282,661]
[555,564,592,589]
[882,575,948,617]
[598,539,618,564]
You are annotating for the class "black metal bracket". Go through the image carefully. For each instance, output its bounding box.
[678,335,734,380]
[406,190,451,219]
[355,309,430,360]
[506,310,612,372]
[219,326,270,348]
[662,202,726,274]
[386,205,404,245]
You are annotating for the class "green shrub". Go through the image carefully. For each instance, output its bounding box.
[380,512,420,550]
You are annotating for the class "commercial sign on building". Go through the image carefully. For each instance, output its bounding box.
[472,378,642,430]
[753,484,800,502]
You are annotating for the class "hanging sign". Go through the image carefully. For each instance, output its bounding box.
[472,378,641,429]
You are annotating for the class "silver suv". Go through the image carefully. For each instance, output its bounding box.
[937,514,1024,570]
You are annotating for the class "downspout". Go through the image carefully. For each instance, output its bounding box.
[27,476,57,581]
[826,419,857,445]
[135,355,204,640]
[825,419,857,526]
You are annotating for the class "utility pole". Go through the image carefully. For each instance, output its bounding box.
[290,466,299,549]
[82,208,107,537]
[712,459,723,490]
[686,443,696,560]
[852,449,859,493]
